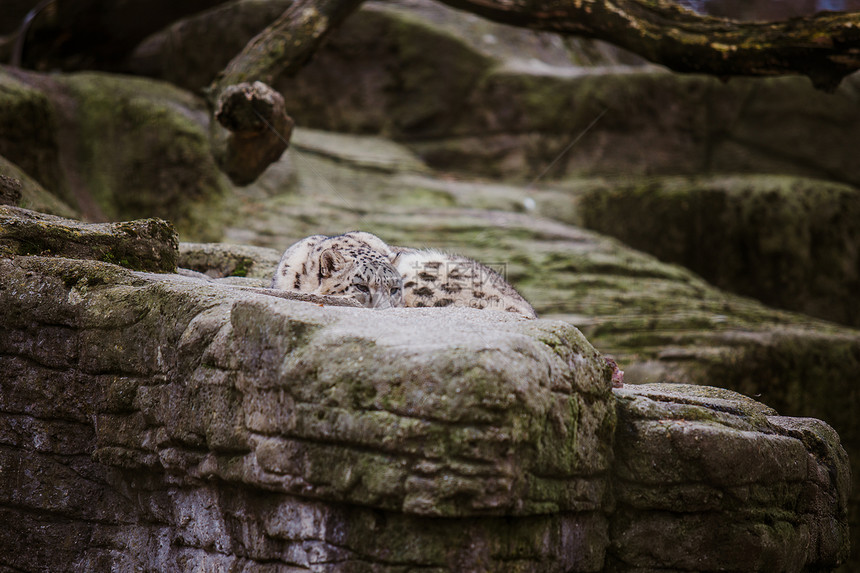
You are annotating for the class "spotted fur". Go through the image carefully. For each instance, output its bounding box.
[272,232,536,318]
[391,248,537,319]
[271,232,404,309]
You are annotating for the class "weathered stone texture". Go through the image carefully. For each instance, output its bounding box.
[611,384,850,571]
[0,252,617,570]
[178,241,282,280]
[575,175,860,328]
[0,247,850,571]
[0,67,234,241]
[0,174,21,206]
[0,205,178,272]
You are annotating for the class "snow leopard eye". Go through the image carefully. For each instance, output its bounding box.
[354,284,370,294]
[390,287,401,296]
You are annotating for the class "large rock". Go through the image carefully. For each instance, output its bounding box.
[223,131,860,570]
[0,69,64,194]
[572,174,860,328]
[125,0,860,186]
[125,0,635,95]
[0,174,20,206]
[0,205,177,272]
[611,383,850,571]
[0,156,77,217]
[0,250,614,571]
[0,66,233,240]
[0,235,849,570]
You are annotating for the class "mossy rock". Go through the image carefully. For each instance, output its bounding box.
[177,241,281,280]
[573,174,860,328]
[229,134,860,569]
[0,67,234,241]
[0,154,77,217]
[0,69,64,193]
[55,72,233,241]
[121,0,860,185]
[0,205,177,272]
[0,253,849,571]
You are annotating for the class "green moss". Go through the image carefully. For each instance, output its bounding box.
[1,206,178,272]
[0,155,78,218]
[58,72,234,241]
[230,258,249,277]
[0,72,64,194]
[577,174,860,327]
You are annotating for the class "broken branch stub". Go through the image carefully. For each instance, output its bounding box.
[212,81,294,186]
[206,0,365,184]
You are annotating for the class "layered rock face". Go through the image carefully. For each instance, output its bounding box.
[0,209,850,571]
[0,67,232,240]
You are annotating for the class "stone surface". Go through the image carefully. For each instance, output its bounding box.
[1,29,857,565]
[0,69,64,193]
[0,154,78,217]
[0,246,849,571]
[0,205,178,272]
[120,0,860,186]
[574,174,860,328]
[610,383,850,571]
[0,252,615,571]
[225,130,860,570]
[0,67,233,240]
[124,0,637,94]
[0,174,20,206]
[178,241,282,280]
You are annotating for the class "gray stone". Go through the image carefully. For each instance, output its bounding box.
[229,134,860,571]
[612,384,850,571]
[0,154,78,217]
[0,70,64,194]
[178,241,282,280]
[0,67,234,241]
[0,205,178,272]
[120,0,860,187]
[0,174,21,206]
[0,230,850,570]
[0,252,615,571]
[574,174,860,328]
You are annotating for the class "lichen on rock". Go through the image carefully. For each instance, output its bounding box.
[0,205,178,272]
[0,224,851,570]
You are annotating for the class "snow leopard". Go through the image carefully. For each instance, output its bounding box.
[271,232,536,318]
[271,232,404,309]
[391,248,537,318]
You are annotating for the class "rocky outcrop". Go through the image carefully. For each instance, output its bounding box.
[0,175,20,206]
[573,174,860,328]
[220,131,860,569]
[612,383,850,571]
[1,52,858,565]
[0,156,78,217]
[0,205,177,272]
[178,241,282,281]
[0,220,850,570]
[0,69,64,194]
[0,66,232,240]
[122,0,860,186]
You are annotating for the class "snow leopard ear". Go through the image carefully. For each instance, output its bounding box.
[389,252,402,266]
[319,248,346,277]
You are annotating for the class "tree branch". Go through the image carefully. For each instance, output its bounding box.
[205,0,365,184]
[433,0,860,90]
[204,0,860,183]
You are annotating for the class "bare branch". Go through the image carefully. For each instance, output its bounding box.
[433,0,860,90]
[206,0,365,184]
[203,0,860,183]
